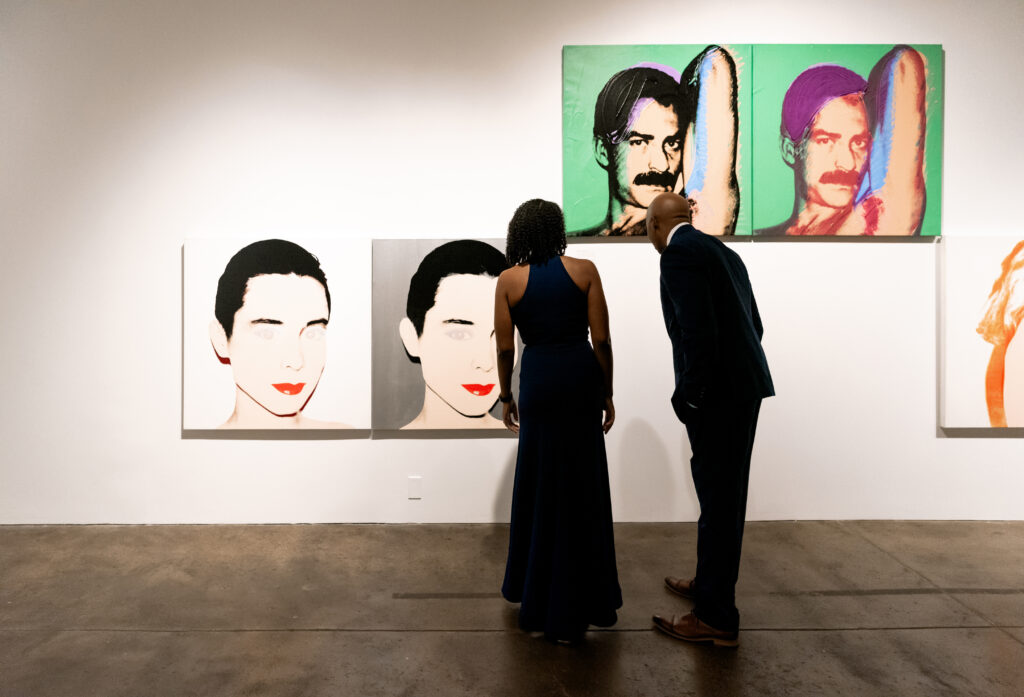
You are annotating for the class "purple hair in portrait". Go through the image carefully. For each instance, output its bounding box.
[780,64,868,142]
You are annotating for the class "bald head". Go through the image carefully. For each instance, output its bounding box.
[646,193,693,253]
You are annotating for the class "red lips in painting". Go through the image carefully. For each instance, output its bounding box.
[273,383,306,395]
[462,384,495,397]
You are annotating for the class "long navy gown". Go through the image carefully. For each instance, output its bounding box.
[501,256,622,640]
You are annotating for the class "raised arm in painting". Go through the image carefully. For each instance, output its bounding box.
[682,45,739,236]
[850,45,927,235]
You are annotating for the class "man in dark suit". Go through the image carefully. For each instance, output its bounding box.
[646,192,774,647]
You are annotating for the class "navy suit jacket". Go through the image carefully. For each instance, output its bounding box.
[659,224,774,423]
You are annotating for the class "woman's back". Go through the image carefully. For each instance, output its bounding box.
[508,256,604,420]
[510,256,589,347]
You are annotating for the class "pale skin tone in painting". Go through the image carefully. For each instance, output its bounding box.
[494,257,615,434]
[758,48,927,236]
[681,47,739,238]
[210,273,346,429]
[399,274,503,429]
[594,48,738,237]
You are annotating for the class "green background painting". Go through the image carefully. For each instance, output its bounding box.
[563,44,944,237]
[750,44,944,235]
[562,44,752,236]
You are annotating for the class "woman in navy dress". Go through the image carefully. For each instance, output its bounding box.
[494,199,621,643]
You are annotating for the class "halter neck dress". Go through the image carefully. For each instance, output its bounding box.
[501,256,622,639]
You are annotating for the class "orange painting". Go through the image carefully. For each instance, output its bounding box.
[977,240,1024,427]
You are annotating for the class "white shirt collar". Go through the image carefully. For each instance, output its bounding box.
[665,221,689,247]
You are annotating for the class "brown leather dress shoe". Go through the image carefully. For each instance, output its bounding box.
[651,612,738,648]
[664,576,696,600]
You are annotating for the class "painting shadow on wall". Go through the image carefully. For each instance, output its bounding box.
[181,428,370,441]
[937,427,1024,439]
[371,429,516,441]
[748,236,932,245]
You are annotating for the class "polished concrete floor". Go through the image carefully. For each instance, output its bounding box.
[1,521,1022,696]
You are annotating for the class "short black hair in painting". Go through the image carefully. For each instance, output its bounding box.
[505,199,567,266]
[215,239,331,339]
[405,240,508,336]
[593,64,686,155]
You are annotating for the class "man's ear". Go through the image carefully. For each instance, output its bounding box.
[594,137,610,171]
[209,320,230,362]
[781,136,797,168]
[399,317,421,359]
[646,212,660,241]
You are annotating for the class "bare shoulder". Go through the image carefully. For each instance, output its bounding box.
[498,264,530,297]
[561,255,598,277]
[499,264,529,283]
[560,255,599,293]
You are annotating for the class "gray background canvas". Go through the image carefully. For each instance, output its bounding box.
[372,238,519,430]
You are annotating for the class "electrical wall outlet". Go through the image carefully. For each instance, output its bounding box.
[407,475,422,500]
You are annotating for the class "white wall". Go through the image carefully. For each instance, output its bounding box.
[1,0,1022,523]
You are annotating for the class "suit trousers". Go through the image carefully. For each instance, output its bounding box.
[683,397,762,632]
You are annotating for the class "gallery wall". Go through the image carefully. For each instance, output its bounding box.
[1,0,1022,523]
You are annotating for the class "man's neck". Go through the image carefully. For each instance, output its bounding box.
[666,220,691,246]
[786,199,853,236]
[604,200,648,236]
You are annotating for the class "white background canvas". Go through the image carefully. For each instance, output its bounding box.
[941,236,1023,428]
[183,237,372,430]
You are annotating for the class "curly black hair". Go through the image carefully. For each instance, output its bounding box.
[505,199,567,266]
